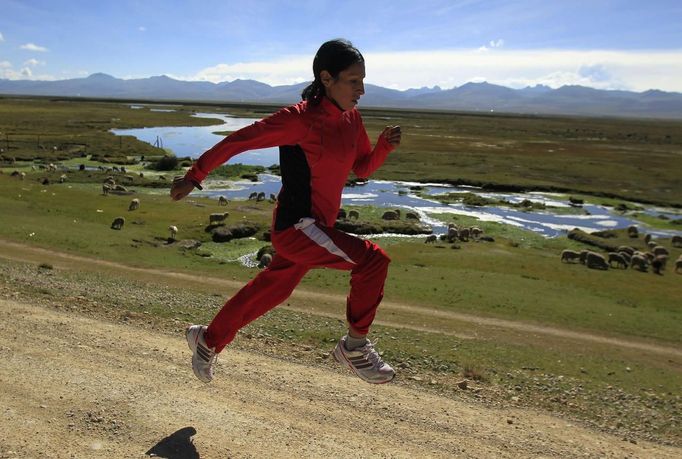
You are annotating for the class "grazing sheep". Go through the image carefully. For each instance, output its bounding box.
[405,211,420,221]
[647,241,657,250]
[608,252,629,269]
[652,245,669,257]
[169,225,178,240]
[120,166,127,173]
[617,246,635,255]
[113,184,128,192]
[652,255,668,275]
[618,251,632,263]
[630,255,648,272]
[256,192,266,202]
[675,255,682,273]
[269,193,277,202]
[218,196,229,206]
[627,225,639,238]
[382,210,399,220]
[139,172,144,178]
[585,252,609,270]
[447,226,459,242]
[128,198,140,211]
[104,177,116,186]
[644,233,652,244]
[258,253,273,269]
[111,216,125,230]
[248,192,258,200]
[20,172,26,180]
[348,210,359,220]
[579,250,590,264]
[394,209,401,219]
[337,209,347,219]
[102,184,111,196]
[672,235,682,248]
[209,212,229,225]
[425,235,437,243]
[470,226,482,239]
[458,227,470,242]
[561,249,581,263]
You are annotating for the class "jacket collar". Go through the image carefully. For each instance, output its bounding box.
[319,96,346,119]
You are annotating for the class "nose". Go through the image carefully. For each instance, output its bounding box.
[358,81,365,95]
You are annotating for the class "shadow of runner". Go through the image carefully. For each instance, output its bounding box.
[146,426,200,459]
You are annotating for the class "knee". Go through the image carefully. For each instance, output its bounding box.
[368,244,391,269]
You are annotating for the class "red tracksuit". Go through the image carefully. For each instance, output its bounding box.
[185,97,395,352]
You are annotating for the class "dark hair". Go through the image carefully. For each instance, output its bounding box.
[301,39,364,105]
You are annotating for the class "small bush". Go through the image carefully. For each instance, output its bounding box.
[151,154,179,171]
[38,262,53,270]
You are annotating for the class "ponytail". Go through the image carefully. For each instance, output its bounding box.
[301,38,364,106]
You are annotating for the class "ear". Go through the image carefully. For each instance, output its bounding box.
[320,70,333,88]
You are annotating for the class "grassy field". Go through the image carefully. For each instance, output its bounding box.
[0,97,681,445]
[2,96,681,206]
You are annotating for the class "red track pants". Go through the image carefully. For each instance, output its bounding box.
[205,218,391,352]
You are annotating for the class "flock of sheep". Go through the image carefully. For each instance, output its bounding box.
[561,226,682,275]
[424,223,487,244]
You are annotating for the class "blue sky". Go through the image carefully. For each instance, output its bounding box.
[1,0,681,92]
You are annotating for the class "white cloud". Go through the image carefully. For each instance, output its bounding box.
[0,61,11,69]
[0,32,4,42]
[20,43,48,52]
[138,26,146,32]
[489,39,505,48]
[184,48,682,93]
[24,58,44,67]
[21,67,32,78]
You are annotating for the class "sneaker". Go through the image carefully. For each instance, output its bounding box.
[185,325,217,383]
[332,336,395,384]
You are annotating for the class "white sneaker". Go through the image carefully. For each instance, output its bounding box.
[185,325,217,383]
[332,336,395,384]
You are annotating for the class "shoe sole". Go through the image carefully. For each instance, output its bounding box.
[185,325,212,383]
[332,345,395,385]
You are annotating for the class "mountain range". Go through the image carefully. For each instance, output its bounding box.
[1,73,681,119]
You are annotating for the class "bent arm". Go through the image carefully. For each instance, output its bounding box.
[352,117,395,179]
[185,105,307,184]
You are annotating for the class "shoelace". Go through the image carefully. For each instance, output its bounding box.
[357,339,385,368]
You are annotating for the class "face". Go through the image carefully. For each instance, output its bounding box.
[321,62,365,111]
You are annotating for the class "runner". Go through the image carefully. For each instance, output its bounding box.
[171,38,401,384]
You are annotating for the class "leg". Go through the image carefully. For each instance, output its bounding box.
[205,254,309,352]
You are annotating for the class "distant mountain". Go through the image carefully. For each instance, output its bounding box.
[1,73,681,119]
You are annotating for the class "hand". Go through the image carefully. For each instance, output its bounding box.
[170,176,195,201]
[381,125,401,147]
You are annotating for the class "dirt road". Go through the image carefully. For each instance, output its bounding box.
[0,298,678,459]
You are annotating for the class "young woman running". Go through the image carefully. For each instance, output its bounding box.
[171,39,402,384]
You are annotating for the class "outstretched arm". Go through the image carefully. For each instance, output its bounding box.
[172,105,307,200]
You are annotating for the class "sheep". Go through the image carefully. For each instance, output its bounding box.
[647,241,657,250]
[258,253,273,269]
[470,226,482,239]
[102,184,111,196]
[405,211,420,221]
[627,225,639,238]
[209,212,229,225]
[425,235,437,243]
[672,235,682,248]
[248,192,258,200]
[218,196,229,206]
[20,172,26,180]
[617,246,634,255]
[394,209,401,219]
[104,177,116,186]
[113,184,128,192]
[447,226,459,242]
[111,216,125,230]
[269,193,277,202]
[139,172,144,178]
[256,192,266,202]
[561,249,581,263]
[644,234,652,244]
[59,174,67,183]
[337,209,347,220]
[675,255,682,273]
[652,246,669,257]
[458,227,470,242]
[585,252,609,270]
[608,252,629,269]
[618,251,632,264]
[579,250,590,264]
[652,255,668,275]
[382,210,399,220]
[169,225,178,240]
[630,255,648,272]
[348,210,360,220]
[128,198,140,211]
